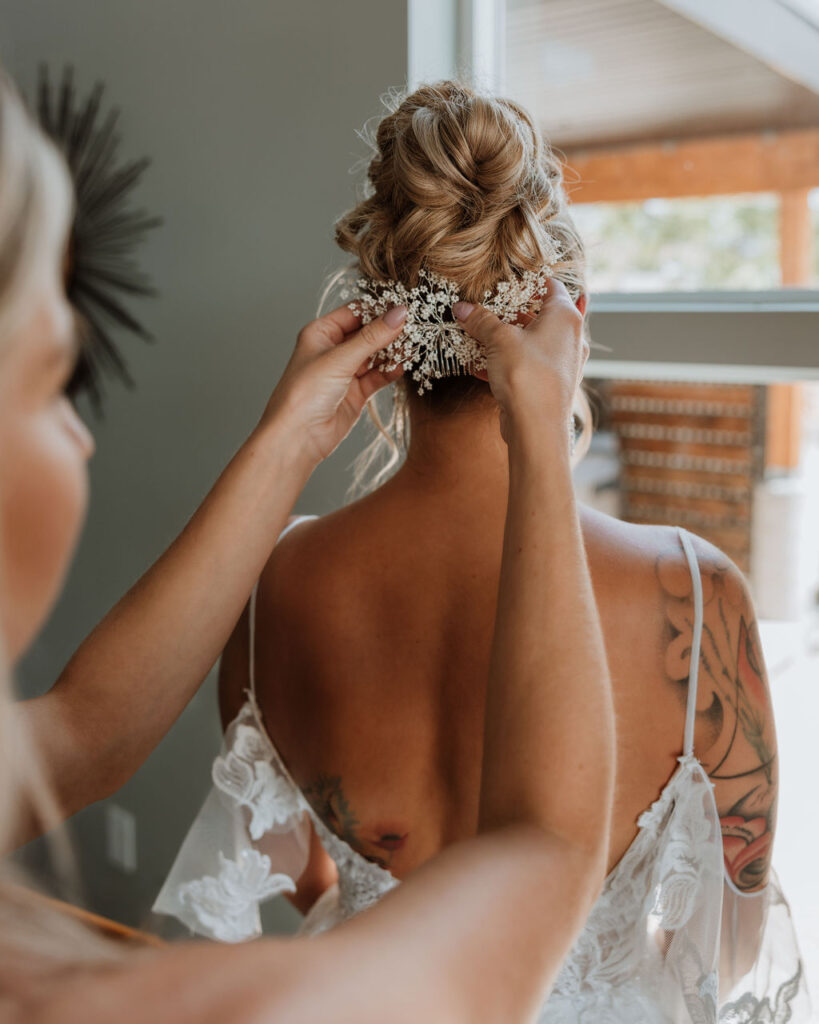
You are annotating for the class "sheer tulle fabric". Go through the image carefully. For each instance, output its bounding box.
[152,695,397,941]
[154,524,810,1021]
[152,703,311,942]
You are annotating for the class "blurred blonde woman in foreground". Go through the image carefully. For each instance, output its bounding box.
[1,69,615,1022]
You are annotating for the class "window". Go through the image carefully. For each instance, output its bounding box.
[407,0,819,990]
[573,192,813,293]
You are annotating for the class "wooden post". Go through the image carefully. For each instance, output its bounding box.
[765,188,812,473]
[780,188,814,287]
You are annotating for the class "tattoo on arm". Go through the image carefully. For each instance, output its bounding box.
[657,546,777,892]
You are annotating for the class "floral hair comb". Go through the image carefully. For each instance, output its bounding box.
[342,265,554,394]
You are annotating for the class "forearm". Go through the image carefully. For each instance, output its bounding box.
[24,831,587,1024]
[18,416,315,826]
[308,825,599,1023]
[479,420,614,860]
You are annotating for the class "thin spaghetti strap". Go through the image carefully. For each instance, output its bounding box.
[246,514,317,703]
[678,528,704,757]
[248,581,260,700]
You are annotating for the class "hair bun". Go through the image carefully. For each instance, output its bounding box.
[336,80,584,304]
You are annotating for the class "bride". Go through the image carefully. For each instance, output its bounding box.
[157,81,810,1021]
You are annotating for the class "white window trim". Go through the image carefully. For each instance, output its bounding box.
[592,289,819,313]
[408,0,505,90]
[588,290,819,381]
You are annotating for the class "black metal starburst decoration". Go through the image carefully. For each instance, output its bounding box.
[36,65,161,412]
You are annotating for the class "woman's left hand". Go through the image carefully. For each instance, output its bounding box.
[260,303,407,464]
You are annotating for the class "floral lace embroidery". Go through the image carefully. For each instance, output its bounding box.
[647,758,715,931]
[212,713,303,839]
[214,703,399,933]
[161,702,808,1022]
[306,814,399,929]
[542,757,722,1021]
[177,849,295,943]
[719,963,803,1024]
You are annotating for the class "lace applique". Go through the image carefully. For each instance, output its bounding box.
[545,757,723,1021]
[651,777,714,930]
[213,718,303,839]
[177,849,295,943]
[719,962,803,1024]
[300,813,399,935]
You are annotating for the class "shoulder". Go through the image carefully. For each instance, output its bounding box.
[580,507,700,619]
[585,510,753,644]
[666,533,776,891]
[590,517,776,890]
[256,504,391,675]
[262,507,378,619]
[218,512,361,726]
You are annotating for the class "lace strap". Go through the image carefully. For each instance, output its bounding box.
[678,528,704,757]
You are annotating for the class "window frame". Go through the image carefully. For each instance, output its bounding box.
[409,0,819,381]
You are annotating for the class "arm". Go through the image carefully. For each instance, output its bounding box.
[256,285,614,1022]
[260,286,613,1023]
[10,305,409,843]
[658,541,778,893]
[29,835,604,1024]
[701,564,777,895]
[658,539,777,989]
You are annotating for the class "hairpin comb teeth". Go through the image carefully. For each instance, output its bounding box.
[342,266,554,394]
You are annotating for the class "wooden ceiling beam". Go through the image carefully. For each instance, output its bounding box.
[564,128,819,204]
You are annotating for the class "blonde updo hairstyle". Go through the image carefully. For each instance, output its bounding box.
[334,81,590,494]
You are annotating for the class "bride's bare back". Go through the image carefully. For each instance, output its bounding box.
[220,460,777,902]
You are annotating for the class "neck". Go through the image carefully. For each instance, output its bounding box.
[389,395,511,516]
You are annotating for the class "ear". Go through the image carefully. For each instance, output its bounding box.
[576,293,588,317]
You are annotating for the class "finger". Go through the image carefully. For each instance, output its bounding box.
[358,364,404,401]
[523,279,576,334]
[451,303,512,350]
[342,364,403,423]
[320,303,366,339]
[304,304,365,350]
[327,306,408,372]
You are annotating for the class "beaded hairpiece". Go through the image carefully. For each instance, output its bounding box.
[342,265,554,394]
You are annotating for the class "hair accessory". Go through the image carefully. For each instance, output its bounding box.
[343,265,553,394]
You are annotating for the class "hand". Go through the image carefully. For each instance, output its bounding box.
[453,280,588,446]
[260,304,407,464]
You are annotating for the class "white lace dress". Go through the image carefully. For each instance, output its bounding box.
[153,524,811,1022]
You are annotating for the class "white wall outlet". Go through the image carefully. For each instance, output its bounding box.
[105,803,137,873]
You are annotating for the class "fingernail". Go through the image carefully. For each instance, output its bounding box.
[453,302,475,321]
[384,305,408,327]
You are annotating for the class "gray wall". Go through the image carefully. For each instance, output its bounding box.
[3,0,407,934]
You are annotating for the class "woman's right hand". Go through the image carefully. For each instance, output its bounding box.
[453,280,588,447]
[259,303,407,466]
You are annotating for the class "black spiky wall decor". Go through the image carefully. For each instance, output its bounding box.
[36,65,161,411]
